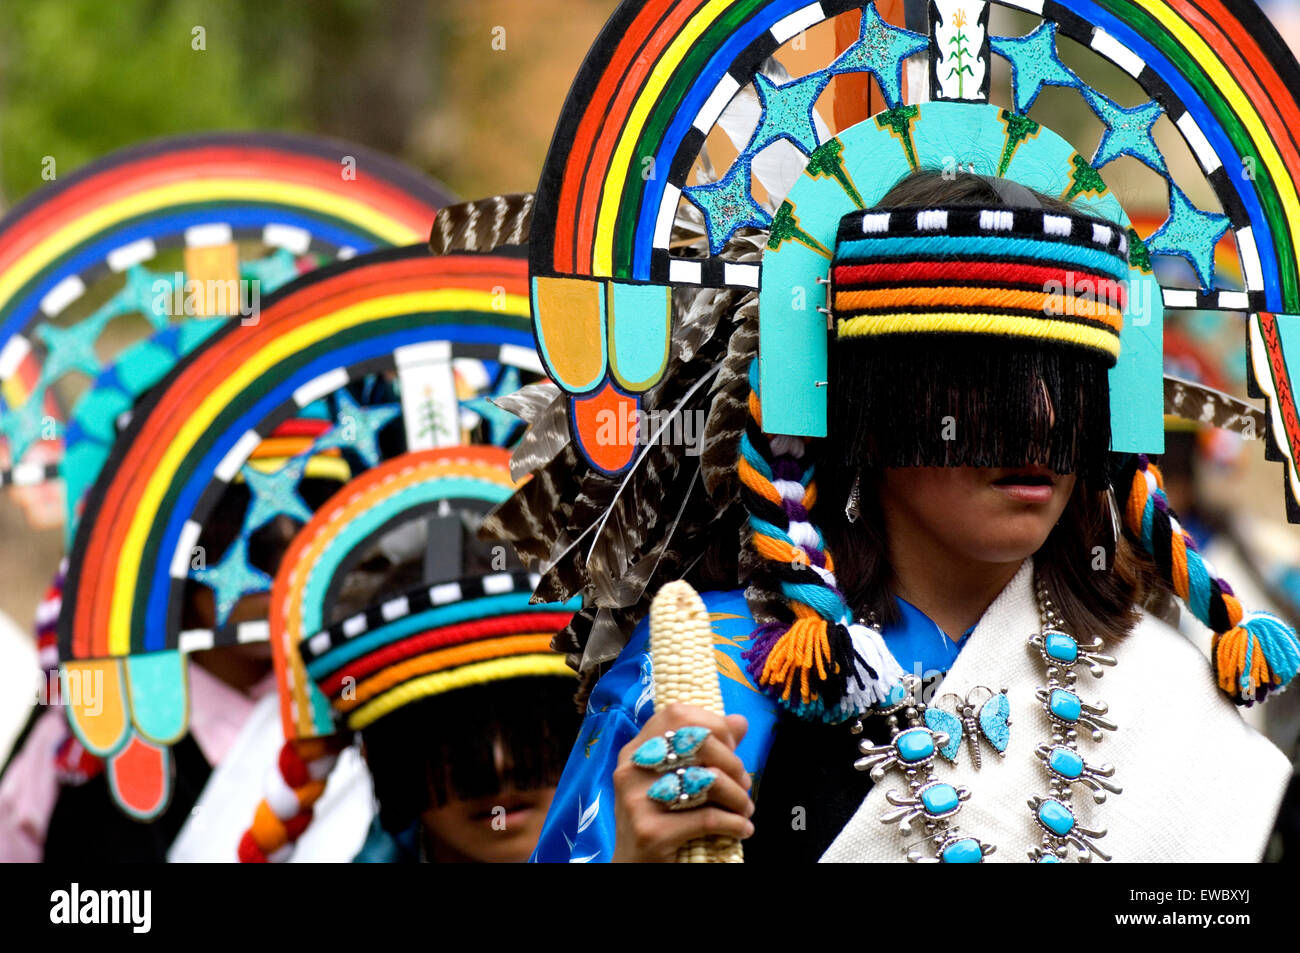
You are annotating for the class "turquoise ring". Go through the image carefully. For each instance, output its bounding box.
[646,766,717,811]
[631,726,710,772]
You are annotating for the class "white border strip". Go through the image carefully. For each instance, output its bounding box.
[262,224,312,255]
[215,429,263,483]
[655,184,682,249]
[39,276,86,317]
[107,238,158,273]
[1174,111,1222,175]
[1235,226,1265,291]
[498,342,543,374]
[0,336,32,379]
[770,3,823,44]
[694,74,741,135]
[185,223,234,248]
[724,262,761,288]
[293,367,351,408]
[1090,28,1145,78]
[171,520,204,579]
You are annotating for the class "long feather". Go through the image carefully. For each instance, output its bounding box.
[1164,374,1265,436]
[428,193,534,255]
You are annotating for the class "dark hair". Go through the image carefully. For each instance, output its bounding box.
[818,169,1163,640]
[338,515,582,835]
[360,676,581,834]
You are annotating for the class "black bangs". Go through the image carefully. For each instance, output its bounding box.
[358,676,582,835]
[829,334,1113,487]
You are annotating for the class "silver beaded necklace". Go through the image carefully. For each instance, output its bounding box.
[848,576,1123,863]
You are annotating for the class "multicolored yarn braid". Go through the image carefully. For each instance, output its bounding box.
[1122,454,1300,704]
[738,358,902,723]
[237,735,348,863]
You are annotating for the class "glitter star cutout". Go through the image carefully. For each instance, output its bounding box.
[1146,184,1231,290]
[36,321,103,382]
[190,534,272,627]
[683,156,772,255]
[239,454,313,533]
[315,390,401,468]
[747,71,831,156]
[828,4,928,109]
[461,366,524,446]
[0,382,58,463]
[1083,89,1167,174]
[990,22,1081,115]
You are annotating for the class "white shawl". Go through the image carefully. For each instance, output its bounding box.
[821,560,1293,863]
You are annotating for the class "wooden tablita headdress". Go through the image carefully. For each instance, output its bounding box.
[482,1,1300,718]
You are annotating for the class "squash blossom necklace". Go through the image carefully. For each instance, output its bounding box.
[850,576,1121,862]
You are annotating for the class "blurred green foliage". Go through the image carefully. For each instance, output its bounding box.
[0,0,351,205]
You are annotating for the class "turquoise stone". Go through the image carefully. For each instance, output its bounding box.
[1037,854,1062,863]
[632,736,668,768]
[680,766,716,795]
[1045,631,1078,663]
[1049,688,1082,723]
[646,774,681,804]
[879,682,908,709]
[940,838,983,863]
[978,692,1011,752]
[921,783,959,816]
[1038,798,1076,836]
[895,727,935,763]
[1048,746,1084,779]
[924,708,963,761]
[672,726,709,756]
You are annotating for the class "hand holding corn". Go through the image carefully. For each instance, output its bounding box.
[611,580,753,862]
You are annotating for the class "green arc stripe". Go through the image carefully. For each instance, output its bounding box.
[1093,0,1296,307]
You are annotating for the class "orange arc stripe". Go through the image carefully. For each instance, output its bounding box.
[835,287,1124,332]
[74,257,526,657]
[335,633,557,712]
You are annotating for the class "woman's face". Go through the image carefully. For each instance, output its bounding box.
[878,464,1076,565]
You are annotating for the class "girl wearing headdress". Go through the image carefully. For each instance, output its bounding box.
[506,171,1298,863]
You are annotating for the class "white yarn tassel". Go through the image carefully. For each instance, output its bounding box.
[845,621,906,708]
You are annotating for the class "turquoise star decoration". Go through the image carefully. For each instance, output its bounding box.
[990,21,1082,115]
[461,365,524,446]
[0,381,59,463]
[315,390,401,468]
[241,248,302,296]
[683,156,772,255]
[121,265,179,331]
[827,4,928,109]
[1083,89,1167,174]
[747,71,831,156]
[36,320,104,382]
[239,454,313,533]
[190,534,272,628]
[1146,183,1231,290]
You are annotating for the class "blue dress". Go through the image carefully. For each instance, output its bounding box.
[531,588,970,862]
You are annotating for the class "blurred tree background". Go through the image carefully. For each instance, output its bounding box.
[0,0,620,208]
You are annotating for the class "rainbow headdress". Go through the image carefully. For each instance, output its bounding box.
[473,0,1300,722]
[240,446,581,862]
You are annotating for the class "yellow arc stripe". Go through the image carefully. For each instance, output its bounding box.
[0,179,422,313]
[1136,0,1300,266]
[345,655,574,730]
[836,311,1121,357]
[106,288,530,653]
[593,0,733,276]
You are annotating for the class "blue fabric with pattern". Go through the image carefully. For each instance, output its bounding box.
[530,588,971,862]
